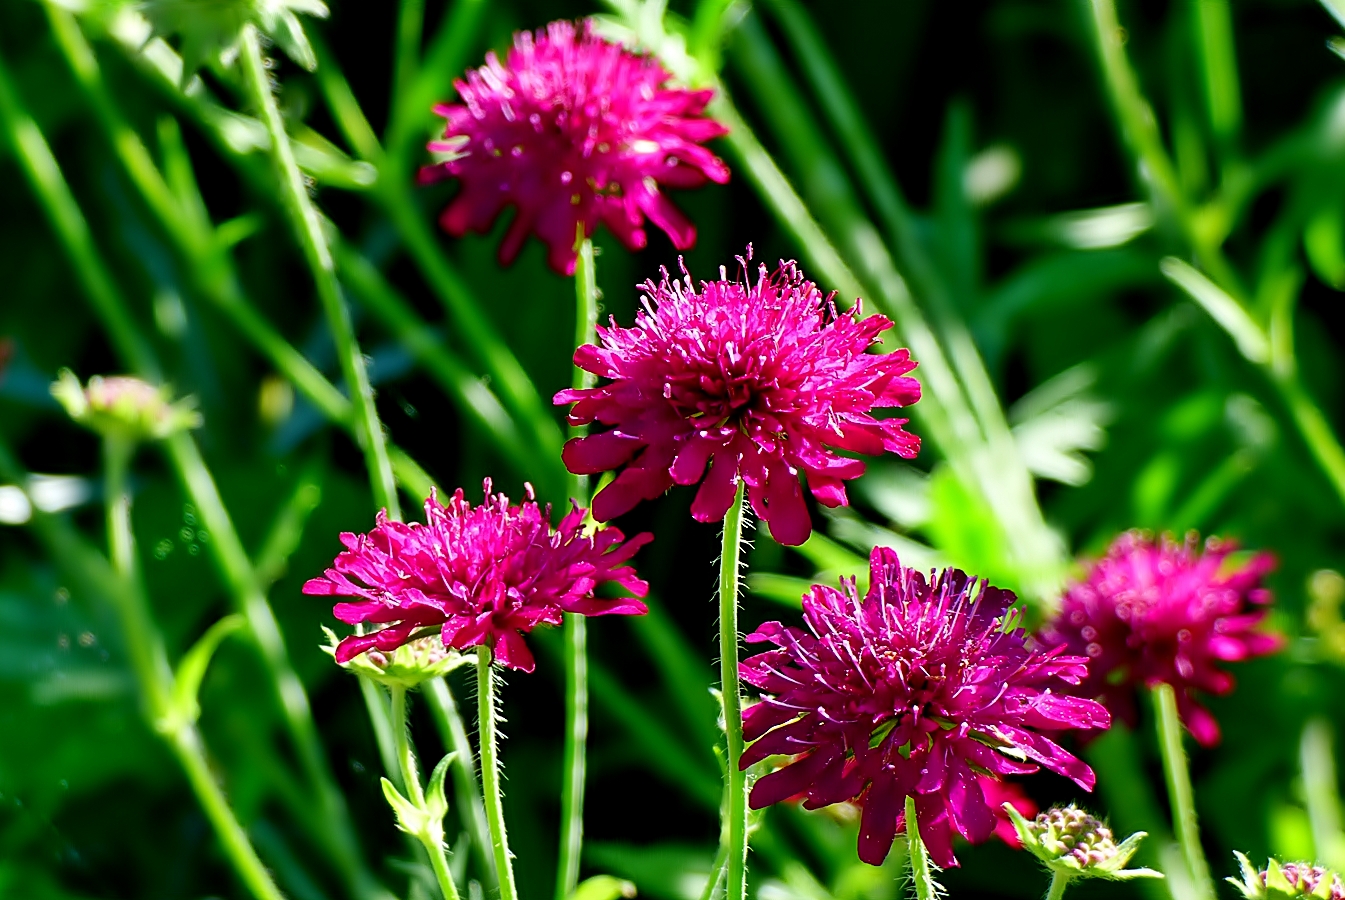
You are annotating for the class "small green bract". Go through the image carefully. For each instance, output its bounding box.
[1003,803,1163,882]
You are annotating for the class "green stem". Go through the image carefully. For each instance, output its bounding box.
[424,677,498,890]
[169,728,288,900]
[477,647,519,900]
[164,432,377,884]
[0,51,157,378]
[391,687,461,900]
[555,235,599,900]
[1045,870,1072,900]
[1153,683,1215,900]
[718,484,748,900]
[390,686,424,807]
[904,796,937,900]
[104,439,285,900]
[238,24,400,520]
[391,0,425,117]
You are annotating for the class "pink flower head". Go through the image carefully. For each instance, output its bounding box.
[419,19,730,275]
[1038,530,1283,747]
[303,482,652,673]
[740,547,1109,868]
[554,253,920,546]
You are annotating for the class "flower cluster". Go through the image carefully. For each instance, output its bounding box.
[556,254,920,545]
[420,20,730,275]
[304,483,651,672]
[739,547,1109,866]
[1039,531,1282,746]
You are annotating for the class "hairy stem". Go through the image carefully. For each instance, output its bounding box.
[555,235,599,900]
[1044,870,1072,900]
[391,687,461,900]
[105,439,285,900]
[477,647,519,900]
[904,796,937,900]
[425,677,498,889]
[719,484,748,900]
[238,24,400,520]
[1153,684,1215,900]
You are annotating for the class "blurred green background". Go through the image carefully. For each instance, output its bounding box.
[2,0,1345,897]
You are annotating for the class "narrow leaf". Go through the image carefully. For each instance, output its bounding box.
[1160,257,1269,363]
[172,614,246,724]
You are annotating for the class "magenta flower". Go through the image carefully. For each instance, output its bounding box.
[555,254,920,546]
[303,482,651,673]
[419,19,730,276]
[1038,531,1283,747]
[740,547,1109,867]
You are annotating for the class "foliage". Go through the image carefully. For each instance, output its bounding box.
[2,0,1345,898]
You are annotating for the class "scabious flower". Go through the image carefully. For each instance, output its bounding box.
[1038,530,1282,747]
[555,254,920,546]
[1229,854,1345,899]
[303,482,651,673]
[420,20,730,275]
[739,547,1109,867]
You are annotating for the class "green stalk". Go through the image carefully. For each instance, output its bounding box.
[0,52,157,378]
[424,677,498,889]
[308,47,566,474]
[1044,871,1072,900]
[904,796,938,900]
[104,439,286,900]
[238,24,400,520]
[1152,684,1215,900]
[718,484,749,900]
[391,687,461,900]
[165,431,379,894]
[391,0,425,116]
[476,647,520,900]
[555,235,600,900]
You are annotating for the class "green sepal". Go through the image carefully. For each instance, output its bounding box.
[569,874,637,900]
[171,614,246,725]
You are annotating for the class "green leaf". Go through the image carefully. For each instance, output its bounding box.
[171,614,245,724]
[1160,256,1269,364]
[1306,208,1345,289]
[424,751,456,822]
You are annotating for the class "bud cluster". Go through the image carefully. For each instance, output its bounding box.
[1031,806,1118,869]
[1003,802,1162,883]
[52,370,201,444]
[1229,853,1345,900]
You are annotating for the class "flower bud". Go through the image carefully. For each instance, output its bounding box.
[1004,804,1162,881]
[1229,853,1344,899]
[320,627,469,690]
[52,370,201,444]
